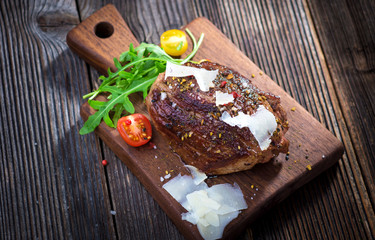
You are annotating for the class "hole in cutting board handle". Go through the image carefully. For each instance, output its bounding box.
[94,22,114,38]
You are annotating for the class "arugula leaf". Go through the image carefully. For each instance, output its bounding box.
[80,29,204,135]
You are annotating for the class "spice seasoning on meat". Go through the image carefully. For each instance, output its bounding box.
[146,61,289,175]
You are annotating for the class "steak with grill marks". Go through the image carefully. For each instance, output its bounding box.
[145,61,289,175]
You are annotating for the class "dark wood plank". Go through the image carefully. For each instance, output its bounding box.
[306,0,375,237]
[0,0,116,239]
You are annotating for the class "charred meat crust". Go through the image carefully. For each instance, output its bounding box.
[146,61,289,175]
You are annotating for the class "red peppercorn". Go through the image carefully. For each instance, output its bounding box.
[147,141,156,149]
[232,91,239,98]
[102,160,108,166]
[220,81,227,88]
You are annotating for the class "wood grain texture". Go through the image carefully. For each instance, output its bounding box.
[67,5,138,74]
[307,1,375,236]
[0,0,116,239]
[69,4,344,239]
[1,0,374,239]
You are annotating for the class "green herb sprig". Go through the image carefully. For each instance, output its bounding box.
[79,29,204,135]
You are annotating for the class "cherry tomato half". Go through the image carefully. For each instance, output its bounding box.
[117,114,152,147]
[160,29,188,57]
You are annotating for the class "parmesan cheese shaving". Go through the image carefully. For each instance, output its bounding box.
[215,91,234,106]
[185,165,207,185]
[220,105,277,150]
[164,62,218,91]
[162,165,247,240]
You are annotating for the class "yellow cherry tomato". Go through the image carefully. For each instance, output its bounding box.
[160,29,188,57]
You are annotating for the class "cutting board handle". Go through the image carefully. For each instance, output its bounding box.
[66,4,139,74]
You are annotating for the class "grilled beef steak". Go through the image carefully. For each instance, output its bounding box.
[146,61,289,175]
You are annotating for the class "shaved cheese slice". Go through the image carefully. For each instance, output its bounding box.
[182,212,199,225]
[198,217,210,228]
[215,204,237,215]
[220,105,277,150]
[163,174,207,203]
[206,183,248,211]
[162,166,248,240]
[186,190,221,212]
[204,212,220,227]
[185,165,207,185]
[198,211,240,240]
[164,62,218,91]
[215,91,234,106]
[196,206,213,219]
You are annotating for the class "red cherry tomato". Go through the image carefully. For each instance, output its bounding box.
[117,114,152,147]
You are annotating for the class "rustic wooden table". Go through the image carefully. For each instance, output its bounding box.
[1,0,374,239]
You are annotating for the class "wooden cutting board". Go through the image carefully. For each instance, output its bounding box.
[67,4,344,239]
